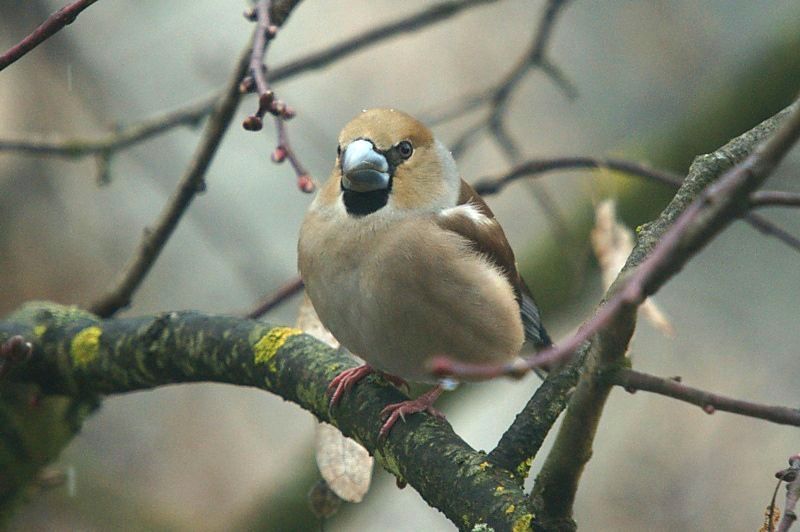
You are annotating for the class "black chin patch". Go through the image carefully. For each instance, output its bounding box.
[342,188,389,217]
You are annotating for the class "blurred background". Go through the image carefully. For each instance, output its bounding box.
[1,0,799,530]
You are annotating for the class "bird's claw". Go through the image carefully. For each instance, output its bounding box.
[327,364,374,408]
[377,371,410,394]
[378,386,445,440]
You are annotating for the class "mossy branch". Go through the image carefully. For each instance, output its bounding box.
[0,302,539,531]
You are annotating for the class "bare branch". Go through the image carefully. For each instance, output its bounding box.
[88,42,253,317]
[0,97,212,157]
[271,0,499,83]
[247,276,304,319]
[0,0,100,71]
[746,212,800,252]
[751,191,800,208]
[433,98,800,378]
[611,369,800,426]
[472,156,685,194]
[0,97,213,184]
[1,0,500,180]
[438,0,576,245]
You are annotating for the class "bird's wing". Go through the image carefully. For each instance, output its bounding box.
[434,180,552,348]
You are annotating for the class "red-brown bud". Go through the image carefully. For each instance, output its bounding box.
[243,116,263,131]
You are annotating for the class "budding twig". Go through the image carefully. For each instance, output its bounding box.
[242,0,313,193]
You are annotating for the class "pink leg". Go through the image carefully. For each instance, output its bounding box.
[379,385,445,439]
[327,364,374,407]
[377,371,410,393]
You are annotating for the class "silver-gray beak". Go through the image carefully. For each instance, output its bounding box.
[341,139,390,192]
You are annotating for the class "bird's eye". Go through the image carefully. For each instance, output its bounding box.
[337,145,342,157]
[396,140,413,159]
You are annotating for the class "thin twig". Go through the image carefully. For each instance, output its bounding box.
[1,0,499,175]
[0,97,213,184]
[746,212,800,252]
[472,156,800,253]
[432,99,800,380]
[430,0,576,147]
[88,42,253,317]
[270,0,499,83]
[0,97,212,157]
[611,369,800,426]
[751,191,800,208]
[0,0,99,71]
[247,276,304,319]
[472,156,684,194]
[442,0,577,247]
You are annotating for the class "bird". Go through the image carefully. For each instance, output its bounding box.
[298,108,550,439]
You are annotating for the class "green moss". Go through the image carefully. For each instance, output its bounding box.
[373,448,402,477]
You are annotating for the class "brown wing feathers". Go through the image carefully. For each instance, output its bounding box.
[436,180,552,348]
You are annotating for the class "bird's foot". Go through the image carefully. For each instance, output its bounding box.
[327,364,374,408]
[379,385,445,440]
[377,371,410,394]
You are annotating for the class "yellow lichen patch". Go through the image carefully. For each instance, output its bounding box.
[33,325,47,337]
[70,326,102,367]
[494,486,505,495]
[253,327,303,366]
[512,514,533,532]
[478,461,490,471]
[506,504,516,515]
[515,457,533,478]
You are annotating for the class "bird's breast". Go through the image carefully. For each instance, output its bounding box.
[299,212,524,381]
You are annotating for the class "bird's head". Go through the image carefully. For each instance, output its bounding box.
[326,108,460,217]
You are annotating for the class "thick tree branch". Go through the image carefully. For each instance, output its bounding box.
[87,41,253,317]
[0,303,541,531]
[486,352,584,481]
[0,0,100,72]
[610,369,800,426]
[524,99,800,527]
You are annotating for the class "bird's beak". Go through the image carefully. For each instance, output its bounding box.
[341,139,390,192]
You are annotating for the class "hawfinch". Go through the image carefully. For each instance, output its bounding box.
[298,109,550,438]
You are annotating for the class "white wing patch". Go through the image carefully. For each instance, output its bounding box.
[440,202,496,226]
